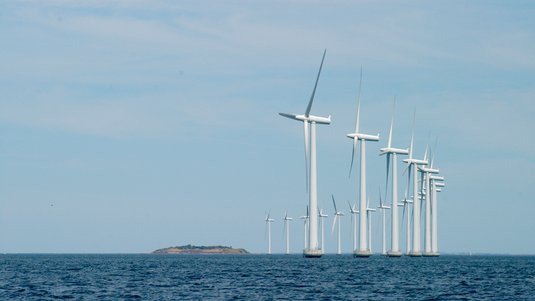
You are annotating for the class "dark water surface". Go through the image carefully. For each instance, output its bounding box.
[1,254,534,300]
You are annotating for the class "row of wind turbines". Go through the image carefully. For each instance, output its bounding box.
[267,49,446,257]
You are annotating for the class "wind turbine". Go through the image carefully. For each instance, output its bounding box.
[399,192,413,255]
[429,175,444,256]
[347,68,379,257]
[366,198,377,254]
[402,112,428,257]
[348,201,359,252]
[377,188,390,256]
[265,212,275,254]
[279,50,331,258]
[380,99,409,257]
[318,208,328,252]
[419,148,439,257]
[432,180,445,256]
[299,206,309,250]
[283,211,293,255]
[331,195,344,255]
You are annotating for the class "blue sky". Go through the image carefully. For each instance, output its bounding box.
[0,1,534,254]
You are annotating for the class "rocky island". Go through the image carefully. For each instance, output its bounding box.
[152,244,249,254]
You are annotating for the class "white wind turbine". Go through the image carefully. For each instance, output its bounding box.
[331,195,344,255]
[347,68,379,257]
[299,206,309,250]
[377,188,390,256]
[380,100,409,257]
[419,147,439,257]
[279,50,331,258]
[348,201,359,252]
[432,180,445,256]
[399,191,414,255]
[428,170,444,257]
[366,198,377,254]
[265,212,275,255]
[402,112,428,257]
[283,211,293,255]
[318,208,328,252]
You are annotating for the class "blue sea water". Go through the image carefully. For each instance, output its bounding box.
[0,254,534,300]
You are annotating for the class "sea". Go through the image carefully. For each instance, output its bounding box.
[1,254,534,300]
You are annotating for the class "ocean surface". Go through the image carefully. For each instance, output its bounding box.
[1,254,534,300]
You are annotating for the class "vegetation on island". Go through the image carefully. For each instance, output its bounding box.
[152,244,249,254]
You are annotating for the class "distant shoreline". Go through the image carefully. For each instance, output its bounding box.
[151,244,249,255]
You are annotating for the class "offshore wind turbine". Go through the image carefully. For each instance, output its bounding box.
[279,50,331,258]
[299,206,309,250]
[331,195,344,255]
[399,193,413,254]
[420,150,439,257]
[377,189,390,256]
[380,100,409,257]
[265,212,275,254]
[403,112,428,257]
[366,198,377,254]
[347,69,379,257]
[429,175,444,256]
[318,208,328,252]
[432,180,445,255]
[348,201,359,252]
[283,211,293,255]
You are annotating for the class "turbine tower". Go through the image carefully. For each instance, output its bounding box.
[283,211,293,255]
[348,201,359,252]
[403,113,428,257]
[380,100,409,257]
[419,151,439,257]
[430,175,444,256]
[366,198,377,254]
[265,212,275,254]
[377,189,390,256]
[279,50,331,258]
[331,195,344,255]
[347,69,379,257]
[318,208,328,252]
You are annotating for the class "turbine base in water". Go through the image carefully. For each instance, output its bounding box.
[353,250,372,257]
[387,251,402,257]
[408,251,422,257]
[303,249,323,258]
[422,252,439,257]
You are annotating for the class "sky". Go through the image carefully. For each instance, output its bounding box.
[0,1,534,254]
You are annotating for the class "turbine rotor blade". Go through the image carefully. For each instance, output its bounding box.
[305,49,326,117]
[349,138,357,178]
[354,66,362,133]
[331,215,338,235]
[332,194,338,213]
[303,121,310,192]
[387,97,395,148]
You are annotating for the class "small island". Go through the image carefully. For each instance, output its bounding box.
[152,244,249,254]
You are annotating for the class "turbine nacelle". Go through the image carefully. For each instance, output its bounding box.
[403,158,428,165]
[435,182,445,187]
[429,175,444,181]
[346,133,380,141]
[279,113,331,124]
[380,147,409,155]
[420,166,439,174]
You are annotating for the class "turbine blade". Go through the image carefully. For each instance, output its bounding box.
[305,49,326,117]
[387,97,395,148]
[409,109,416,159]
[304,121,310,192]
[279,112,299,120]
[332,194,338,213]
[354,66,362,133]
[347,200,352,212]
[385,153,390,204]
[349,138,357,178]
[331,215,338,235]
[379,186,383,207]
